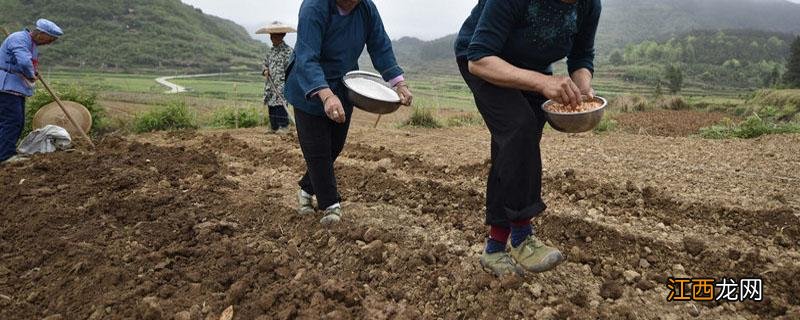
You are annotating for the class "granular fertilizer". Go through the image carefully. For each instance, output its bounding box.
[345,77,400,102]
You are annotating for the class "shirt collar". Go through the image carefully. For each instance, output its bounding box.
[336,5,353,16]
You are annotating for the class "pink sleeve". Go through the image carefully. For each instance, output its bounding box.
[388,75,405,87]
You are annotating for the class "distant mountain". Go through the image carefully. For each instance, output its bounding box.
[3,0,799,73]
[0,0,264,71]
[381,0,800,75]
[598,0,800,49]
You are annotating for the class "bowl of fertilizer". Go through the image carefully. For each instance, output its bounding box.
[343,71,401,114]
[541,96,608,133]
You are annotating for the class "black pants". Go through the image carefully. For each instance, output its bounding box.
[457,58,548,229]
[294,102,353,210]
[0,92,25,162]
[268,105,290,130]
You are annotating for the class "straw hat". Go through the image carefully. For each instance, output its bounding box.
[32,101,92,136]
[256,21,296,34]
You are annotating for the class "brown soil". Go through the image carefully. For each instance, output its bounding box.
[614,110,733,137]
[1,111,798,319]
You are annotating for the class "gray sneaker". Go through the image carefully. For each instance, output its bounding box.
[480,251,524,277]
[320,206,342,226]
[510,235,565,273]
[297,190,315,215]
[276,127,290,135]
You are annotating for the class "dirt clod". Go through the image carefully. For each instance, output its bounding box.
[175,311,192,320]
[361,240,385,264]
[600,280,624,300]
[683,236,706,256]
[623,270,641,283]
[139,296,163,320]
[227,279,250,304]
[636,279,656,291]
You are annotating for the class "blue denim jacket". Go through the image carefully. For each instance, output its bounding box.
[284,0,403,116]
[0,30,38,97]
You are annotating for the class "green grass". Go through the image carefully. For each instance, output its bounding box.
[749,89,800,107]
[133,101,198,133]
[36,69,761,134]
[211,107,263,129]
[44,71,164,94]
[446,113,484,127]
[24,84,108,136]
[593,116,618,133]
[172,74,264,101]
[745,89,800,120]
[699,114,800,139]
[402,73,477,111]
[401,107,442,128]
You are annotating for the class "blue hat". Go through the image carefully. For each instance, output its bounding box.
[36,19,63,38]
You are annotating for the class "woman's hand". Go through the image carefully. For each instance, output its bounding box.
[541,76,582,107]
[395,82,413,106]
[262,68,270,79]
[571,68,594,100]
[579,86,595,100]
[320,90,346,123]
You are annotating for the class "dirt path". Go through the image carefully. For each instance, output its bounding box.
[155,73,233,94]
[1,116,798,319]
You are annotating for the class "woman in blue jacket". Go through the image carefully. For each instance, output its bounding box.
[285,0,413,225]
[455,0,601,276]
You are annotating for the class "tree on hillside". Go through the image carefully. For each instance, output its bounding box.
[785,36,800,88]
[609,50,625,65]
[764,65,782,88]
[681,42,696,64]
[664,64,683,94]
[654,80,663,98]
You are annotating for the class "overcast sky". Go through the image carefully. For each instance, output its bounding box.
[181,0,478,41]
[182,0,800,42]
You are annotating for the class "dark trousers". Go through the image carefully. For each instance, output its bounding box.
[457,58,548,229]
[0,92,25,162]
[268,105,290,130]
[294,105,353,210]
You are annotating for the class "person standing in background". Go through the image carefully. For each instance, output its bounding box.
[260,21,295,134]
[0,19,63,163]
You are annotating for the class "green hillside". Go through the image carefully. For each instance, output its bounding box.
[385,0,800,74]
[598,0,800,50]
[611,30,795,88]
[0,0,264,72]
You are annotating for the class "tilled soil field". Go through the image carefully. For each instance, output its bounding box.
[614,110,733,137]
[1,117,799,319]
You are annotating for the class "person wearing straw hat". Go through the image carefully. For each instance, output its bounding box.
[455,0,601,276]
[284,0,413,226]
[0,19,63,163]
[258,21,295,135]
